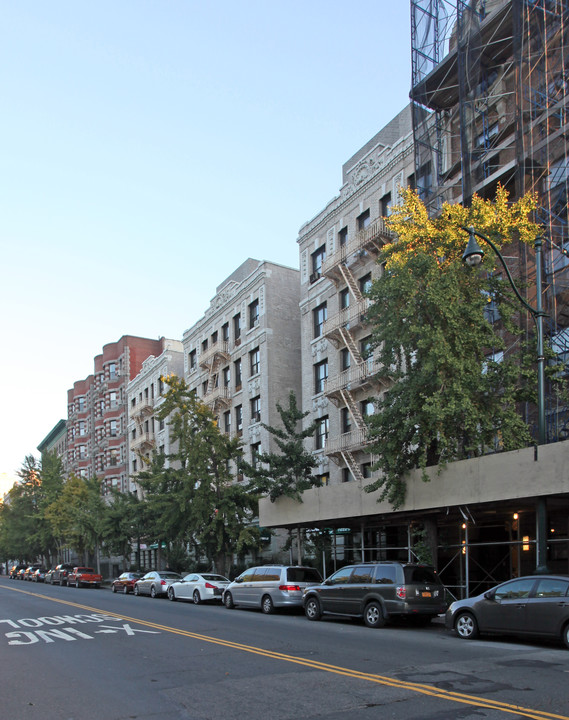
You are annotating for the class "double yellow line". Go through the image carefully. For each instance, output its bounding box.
[4,584,568,720]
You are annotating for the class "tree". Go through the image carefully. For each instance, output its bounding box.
[102,490,145,570]
[140,375,263,574]
[365,187,546,508]
[240,391,318,503]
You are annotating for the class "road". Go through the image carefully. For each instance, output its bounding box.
[1,576,568,720]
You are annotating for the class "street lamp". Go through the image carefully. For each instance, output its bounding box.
[461,225,549,572]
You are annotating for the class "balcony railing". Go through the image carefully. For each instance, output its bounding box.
[129,401,153,420]
[204,386,232,407]
[322,217,394,276]
[130,432,155,451]
[323,360,375,397]
[324,428,371,455]
[322,300,370,338]
[199,341,231,369]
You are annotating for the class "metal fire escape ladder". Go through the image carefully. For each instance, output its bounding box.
[207,355,222,393]
[338,264,364,303]
[340,450,366,484]
[338,327,362,365]
[339,388,366,430]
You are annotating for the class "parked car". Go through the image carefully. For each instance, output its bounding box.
[50,563,75,586]
[168,573,230,604]
[303,562,447,628]
[134,571,182,598]
[446,575,569,649]
[67,567,103,588]
[24,564,43,581]
[112,572,144,594]
[44,569,55,584]
[9,564,26,579]
[16,567,27,580]
[32,567,47,582]
[223,565,323,614]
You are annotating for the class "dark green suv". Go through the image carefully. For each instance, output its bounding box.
[303,562,447,628]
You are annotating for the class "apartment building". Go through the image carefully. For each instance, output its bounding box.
[37,419,67,468]
[67,335,164,494]
[183,259,301,559]
[127,339,184,489]
[298,105,415,489]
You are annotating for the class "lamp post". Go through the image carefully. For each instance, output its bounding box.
[461,225,549,572]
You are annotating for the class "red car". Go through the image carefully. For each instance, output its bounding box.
[111,571,143,594]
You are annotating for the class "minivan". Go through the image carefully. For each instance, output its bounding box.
[223,565,322,614]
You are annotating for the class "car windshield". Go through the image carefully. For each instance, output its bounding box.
[202,575,229,582]
[404,567,439,584]
[287,568,322,583]
[160,573,181,579]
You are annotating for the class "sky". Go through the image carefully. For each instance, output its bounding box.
[0,1,412,491]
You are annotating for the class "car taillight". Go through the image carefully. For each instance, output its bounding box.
[396,586,406,599]
[161,580,167,585]
[205,582,216,589]
[279,584,301,592]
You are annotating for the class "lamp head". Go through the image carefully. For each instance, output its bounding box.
[462,227,484,266]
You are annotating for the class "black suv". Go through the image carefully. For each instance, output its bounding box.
[303,562,447,628]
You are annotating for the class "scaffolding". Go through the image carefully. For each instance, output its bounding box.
[411,0,569,440]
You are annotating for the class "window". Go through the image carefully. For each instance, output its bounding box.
[234,359,242,390]
[79,421,86,436]
[222,322,229,342]
[211,330,218,345]
[341,407,351,434]
[223,411,231,434]
[110,449,119,467]
[79,445,87,459]
[109,419,118,437]
[319,473,329,485]
[339,288,350,310]
[202,380,208,397]
[342,467,353,483]
[222,366,231,387]
[78,397,85,412]
[313,302,327,338]
[159,418,165,431]
[109,362,117,379]
[314,359,328,394]
[251,442,261,469]
[189,350,197,370]
[359,273,372,295]
[235,405,243,436]
[357,209,370,231]
[201,338,208,353]
[381,192,392,217]
[158,377,165,395]
[361,399,375,417]
[341,348,351,371]
[250,347,260,376]
[132,458,137,473]
[339,226,348,246]
[311,244,326,282]
[144,387,149,400]
[360,336,373,360]
[233,313,241,342]
[315,416,329,450]
[250,396,261,424]
[361,462,372,479]
[109,391,118,409]
[249,299,259,329]
[131,428,136,440]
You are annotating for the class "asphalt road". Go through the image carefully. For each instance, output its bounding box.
[1,576,568,720]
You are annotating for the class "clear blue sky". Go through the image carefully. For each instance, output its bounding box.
[0,1,412,484]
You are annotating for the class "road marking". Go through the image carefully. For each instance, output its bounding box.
[2,584,567,720]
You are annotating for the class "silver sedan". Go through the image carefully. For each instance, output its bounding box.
[133,571,182,598]
[168,573,230,604]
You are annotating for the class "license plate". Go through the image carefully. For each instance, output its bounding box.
[422,591,432,598]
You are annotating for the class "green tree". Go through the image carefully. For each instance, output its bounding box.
[102,490,145,570]
[140,375,262,574]
[365,187,546,508]
[239,391,318,503]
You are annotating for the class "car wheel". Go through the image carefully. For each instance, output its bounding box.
[112,584,117,593]
[305,597,322,621]
[561,622,569,650]
[224,591,235,609]
[261,595,274,614]
[150,585,157,598]
[364,601,385,628]
[134,584,140,596]
[193,590,201,605]
[168,587,176,602]
[123,585,129,595]
[455,611,479,640]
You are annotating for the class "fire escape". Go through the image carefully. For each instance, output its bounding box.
[130,400,155,454]
[199,340,232,414]
[321,217,393,483]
